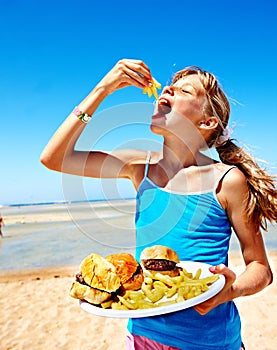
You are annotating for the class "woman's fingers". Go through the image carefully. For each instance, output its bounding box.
[98,59,153,95]
[123,59,152,80]
[209,264,236,287]
[193,265,237,315]
[117,59,153,88]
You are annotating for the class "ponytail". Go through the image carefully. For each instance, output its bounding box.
[216,140,277,231]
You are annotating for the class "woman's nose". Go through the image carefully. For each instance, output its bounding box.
[162,85,174,95]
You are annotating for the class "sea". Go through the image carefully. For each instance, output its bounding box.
[1,200,277,271]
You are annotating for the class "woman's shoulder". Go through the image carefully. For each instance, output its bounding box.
[114,149,160,189]
[109,149,148,164]
[215,164,248,210]
[122,150,161,167]
[212,162,246,188]
[217,164,246,184]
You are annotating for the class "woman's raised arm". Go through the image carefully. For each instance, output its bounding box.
[40,59,153,178]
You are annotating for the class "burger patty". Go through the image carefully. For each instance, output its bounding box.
[143,259,177,271]
[76,265,142,287]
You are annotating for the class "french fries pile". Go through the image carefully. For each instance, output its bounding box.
[100,267,219,311]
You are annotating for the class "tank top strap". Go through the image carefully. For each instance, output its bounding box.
[143,151,151,177]
[213,165,236,192]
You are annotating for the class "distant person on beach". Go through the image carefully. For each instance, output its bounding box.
[41,59,277,350]
[0,215,4,237]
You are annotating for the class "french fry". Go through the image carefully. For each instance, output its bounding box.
[141,283,164,303]
[166,285,177,298]
[177,286,186,299]
[152,272,175,287]
[124,290,145,300]
[117,295,137,310]
[153,280,167,289]
[144,276,153,285]
[171,275,184,284]
[135,299,158,309]
[180,268,193,279]
[100,299,113,309]
[193,286,203,297]
[193,268,202,280]
[199,274,219,285]
[155,299,178,307]
[111,302,129,310]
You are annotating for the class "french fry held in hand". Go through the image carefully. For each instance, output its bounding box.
[100,267,219,310]
[143,78,162,99]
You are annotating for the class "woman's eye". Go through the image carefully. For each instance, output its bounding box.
[181,89,190,94]
[173,86,192,94]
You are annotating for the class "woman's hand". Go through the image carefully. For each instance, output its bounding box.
[193,264,236,315]
[97,59,153,96]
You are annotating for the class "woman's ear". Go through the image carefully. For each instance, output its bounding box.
[199,117,218,130]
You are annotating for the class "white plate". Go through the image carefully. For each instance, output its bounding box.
[79,261,225,318]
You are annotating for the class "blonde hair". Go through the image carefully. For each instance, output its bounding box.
[172,66,277,231]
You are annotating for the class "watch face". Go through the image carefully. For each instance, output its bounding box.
[83,114,90,122]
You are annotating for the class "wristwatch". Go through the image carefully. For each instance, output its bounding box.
[73,106,92,124]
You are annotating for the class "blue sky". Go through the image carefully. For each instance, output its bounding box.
[0,0,276,205]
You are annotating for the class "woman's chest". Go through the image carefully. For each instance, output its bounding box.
[149,165,225,194]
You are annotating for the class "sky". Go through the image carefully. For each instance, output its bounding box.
[0,0,276,205]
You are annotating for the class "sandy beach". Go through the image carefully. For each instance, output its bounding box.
[1,202,277,349]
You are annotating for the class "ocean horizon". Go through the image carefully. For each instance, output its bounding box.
[0,197,136,208]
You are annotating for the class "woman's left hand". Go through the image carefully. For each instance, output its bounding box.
[193,264,236,315]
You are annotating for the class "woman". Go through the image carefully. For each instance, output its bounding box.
[41,59,276,349]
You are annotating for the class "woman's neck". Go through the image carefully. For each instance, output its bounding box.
[160,138,204,170]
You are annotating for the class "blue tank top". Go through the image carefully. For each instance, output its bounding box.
[128,153,242,349]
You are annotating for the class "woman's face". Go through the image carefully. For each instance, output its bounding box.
[151,74,208,140]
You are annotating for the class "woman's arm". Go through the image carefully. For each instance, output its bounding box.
[194,168,273,315]
[40,59,153,178]
[225,169,273,295]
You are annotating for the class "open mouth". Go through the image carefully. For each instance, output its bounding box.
[158,98,172,115]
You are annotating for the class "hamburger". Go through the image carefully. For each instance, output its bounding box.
[140,245,181,277]
[70,253,121,305]
[106,252,144,291]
